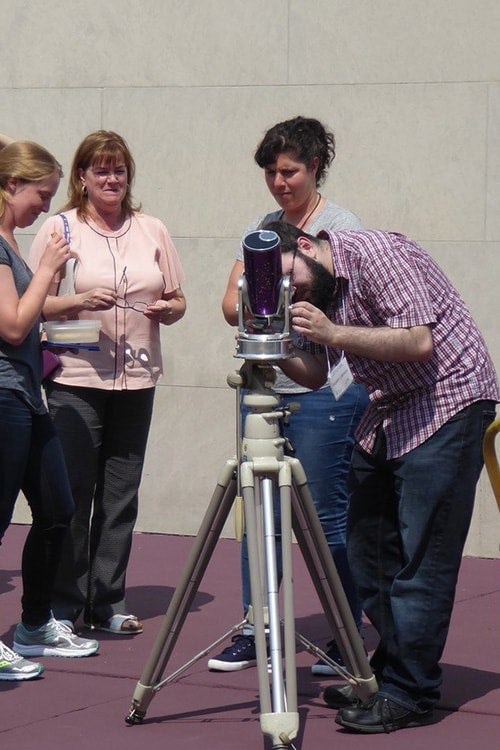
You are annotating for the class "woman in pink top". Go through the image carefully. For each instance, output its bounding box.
[29,131,186,635]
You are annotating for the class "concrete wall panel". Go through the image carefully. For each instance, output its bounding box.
[5,1,499,556]
[487,85,500,240]
[2,0,288,88]
[102,82,489,242]
[157,237,239,387]
[136,384,237,536]
[290,0,500,84]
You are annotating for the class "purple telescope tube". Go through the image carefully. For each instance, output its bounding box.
[242,230,282,317]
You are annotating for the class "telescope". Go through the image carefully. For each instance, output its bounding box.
[125,229,377,743]
[236,229,293,360]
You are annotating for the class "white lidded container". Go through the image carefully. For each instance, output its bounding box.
[43,320,101,345]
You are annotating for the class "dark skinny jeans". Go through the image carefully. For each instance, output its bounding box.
[0,388,73,626]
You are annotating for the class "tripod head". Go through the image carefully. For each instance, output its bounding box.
[235,229,293,361]
[227,360,299,471]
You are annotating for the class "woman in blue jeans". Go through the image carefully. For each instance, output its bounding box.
[0,139,98,681]
[210,116,369,672]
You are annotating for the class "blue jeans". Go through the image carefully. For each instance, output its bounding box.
[347,400,497,712]
[241,383,369,633]
[0,389,74,626]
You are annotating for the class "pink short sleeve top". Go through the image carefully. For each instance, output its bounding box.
[29,209,185,390]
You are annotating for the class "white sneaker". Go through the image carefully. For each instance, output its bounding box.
[0,640,44,680]
[13,617,99,658]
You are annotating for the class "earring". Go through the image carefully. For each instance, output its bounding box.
[81,184,88,197]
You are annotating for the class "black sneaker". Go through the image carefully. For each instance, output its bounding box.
[335,695,433,733]
[208,634,257,671]
[311,640,346,675]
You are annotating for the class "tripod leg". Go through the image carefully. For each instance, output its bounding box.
[289,457,378,703]
[241,462,299,748]
[126,459,238,725]
[241,464,272,715]
[277,462,297,713]
[261,476,283,705]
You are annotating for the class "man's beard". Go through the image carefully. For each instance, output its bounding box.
[298,253,337,312]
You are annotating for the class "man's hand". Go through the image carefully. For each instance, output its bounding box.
[292,299,433,363]
[290,301,335,346]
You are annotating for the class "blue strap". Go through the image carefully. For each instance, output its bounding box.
[55,213,74,295]
[59,213,71,244]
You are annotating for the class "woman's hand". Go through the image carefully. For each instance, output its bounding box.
[39,232,74,276]
[143,288,186,325]
[80,288,117,311]
[43,287,117,319]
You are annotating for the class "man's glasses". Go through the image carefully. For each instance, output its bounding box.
[289,248,298,301]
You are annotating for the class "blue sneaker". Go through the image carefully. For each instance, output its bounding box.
[311,640,346,675]
[13,617,99,658]
[208,634,257,671]
[0,640,44,681]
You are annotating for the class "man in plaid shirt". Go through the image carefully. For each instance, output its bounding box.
[266,220,499,734]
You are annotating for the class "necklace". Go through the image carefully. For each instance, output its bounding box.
[297,192,321,229]
[84,214,132,238]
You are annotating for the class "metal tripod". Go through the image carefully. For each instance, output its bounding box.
[125,360,377,747]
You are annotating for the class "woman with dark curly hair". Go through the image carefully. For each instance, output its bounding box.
[210,116,369,673]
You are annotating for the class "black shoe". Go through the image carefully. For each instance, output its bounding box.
[335,695,433,734]
[323,684,359,709]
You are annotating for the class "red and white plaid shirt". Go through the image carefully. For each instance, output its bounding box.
[303,230,499,458]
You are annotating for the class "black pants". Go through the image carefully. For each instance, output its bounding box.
[46,382,154,624]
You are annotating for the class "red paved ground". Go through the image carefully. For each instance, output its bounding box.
[1,524,499,749]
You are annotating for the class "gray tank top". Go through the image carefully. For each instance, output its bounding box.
[0,237,45,413]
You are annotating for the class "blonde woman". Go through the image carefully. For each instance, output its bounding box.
[0,139,98,680]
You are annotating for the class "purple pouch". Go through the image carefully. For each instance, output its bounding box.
[42,348,61,381]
